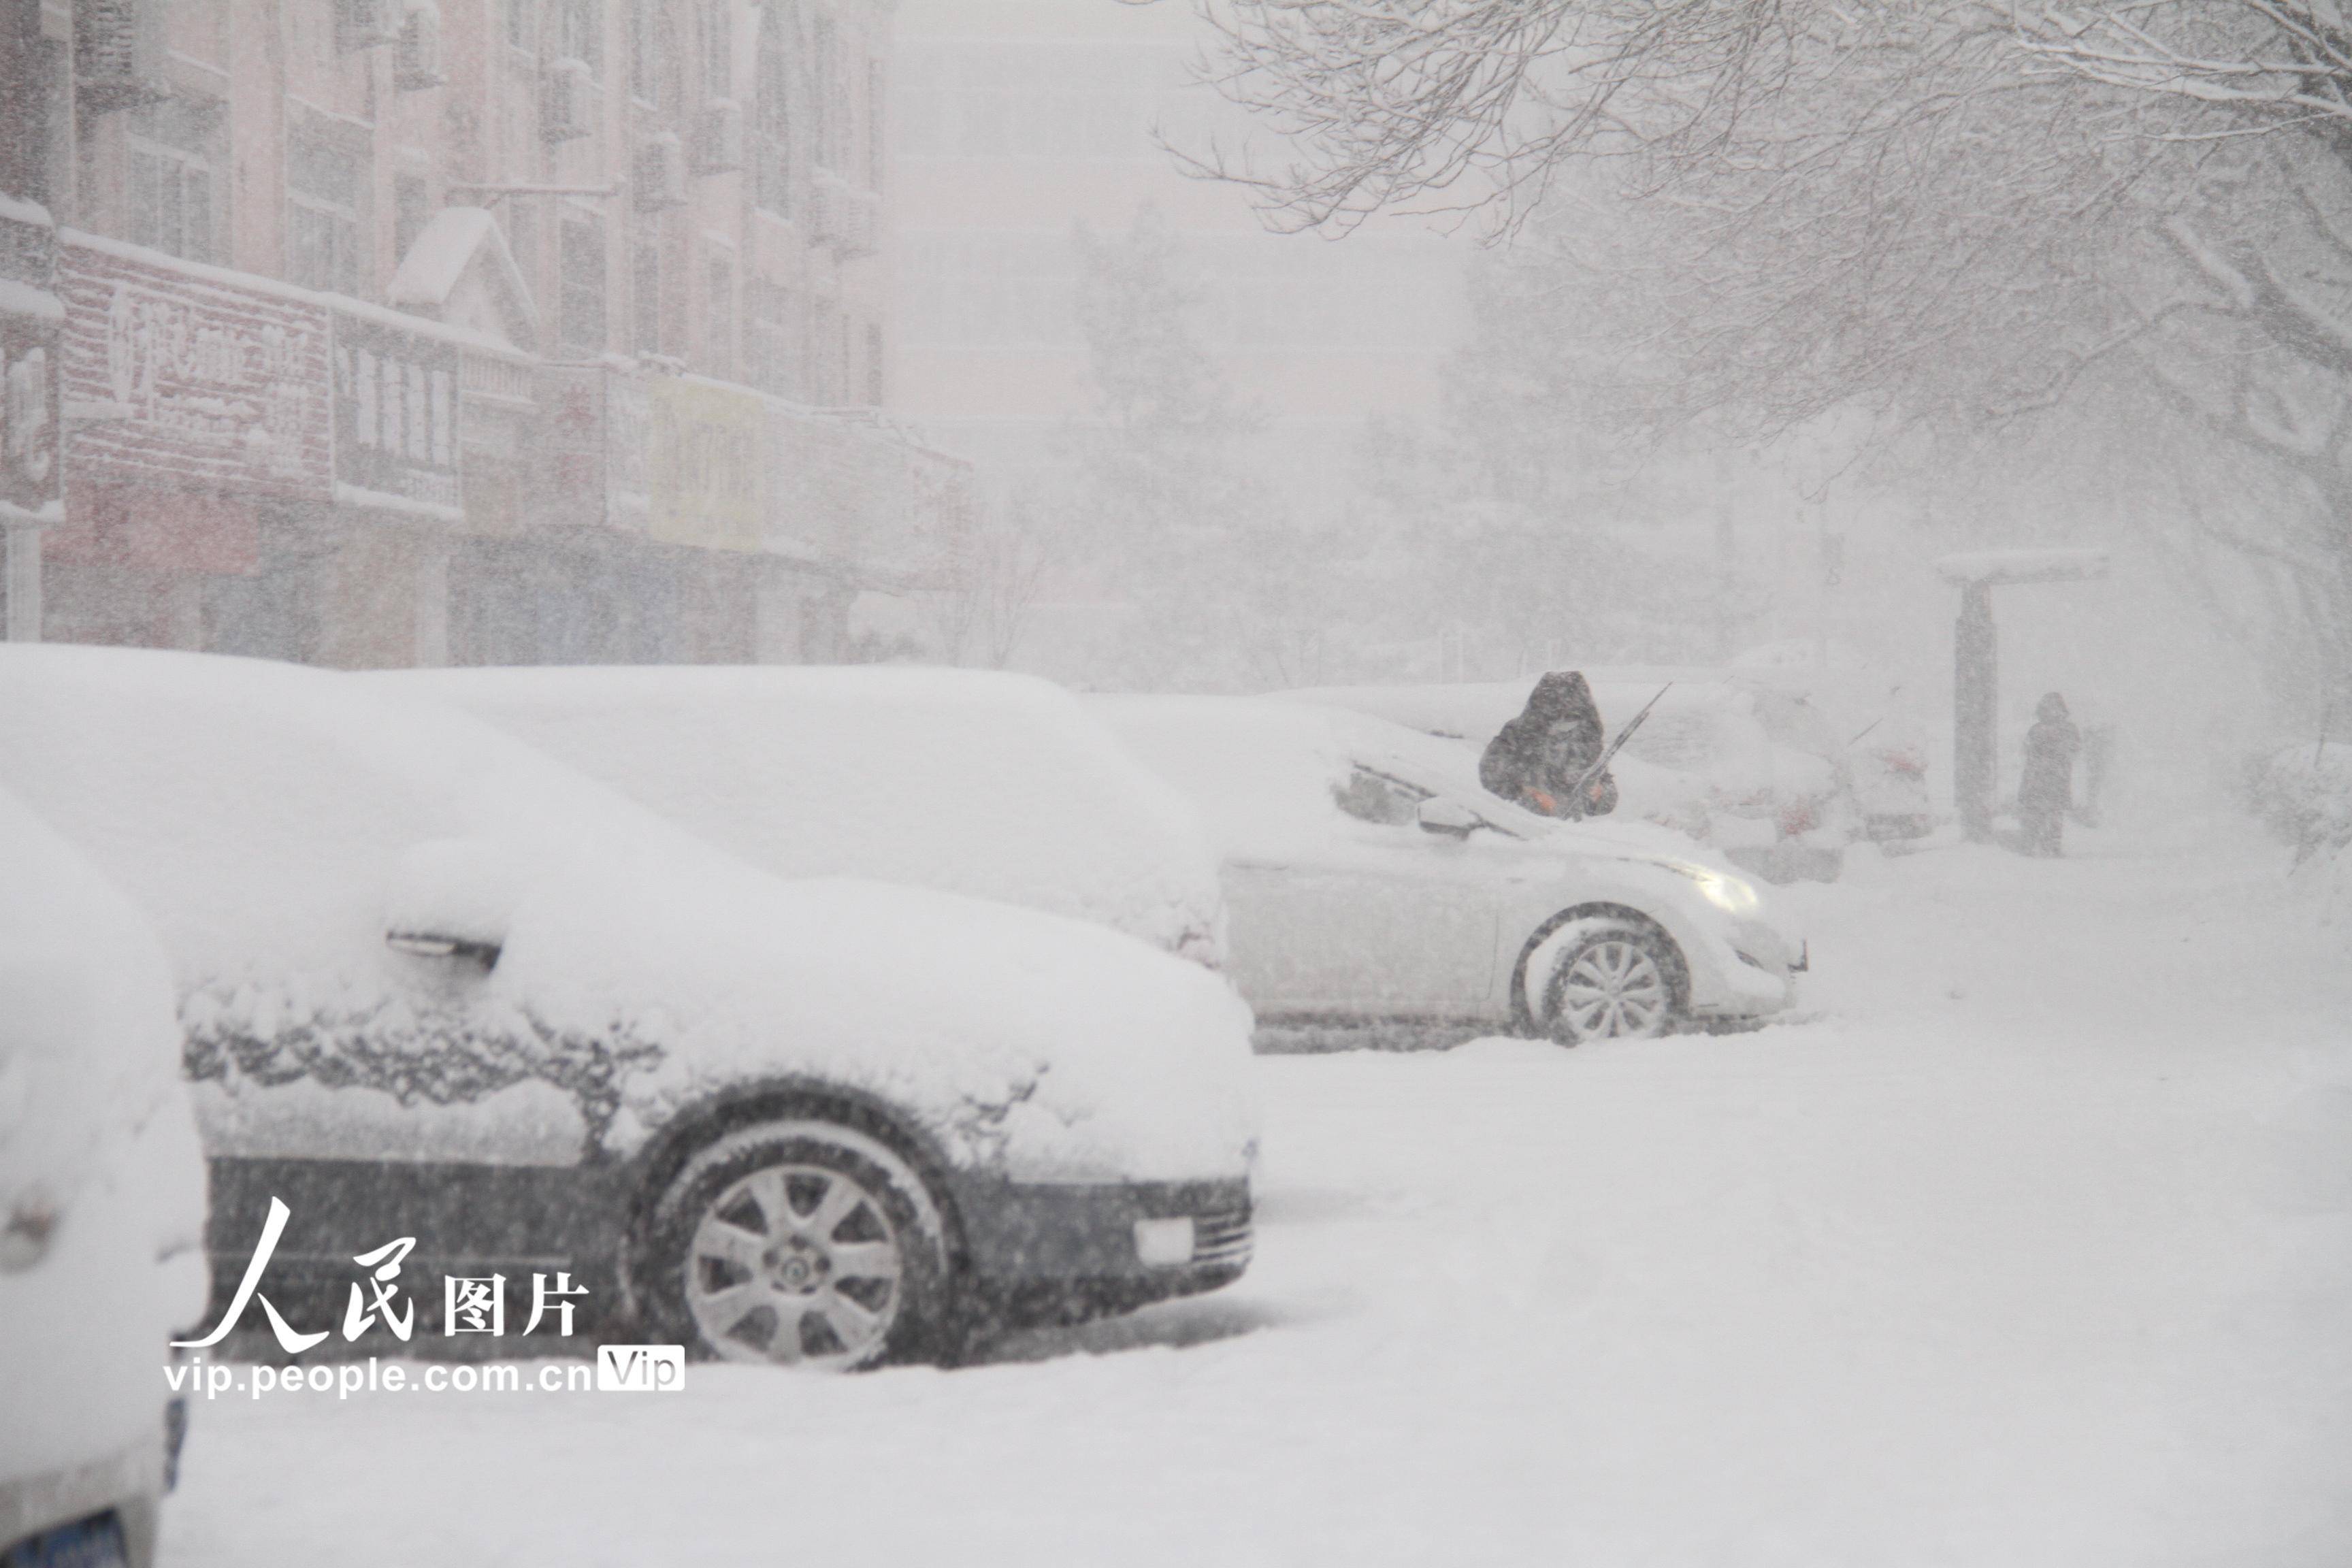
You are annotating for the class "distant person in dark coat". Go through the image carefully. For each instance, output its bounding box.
[2019,691,2082,856]
[1480,671,1620,819]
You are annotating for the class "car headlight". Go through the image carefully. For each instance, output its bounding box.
[1671,862,1761,917]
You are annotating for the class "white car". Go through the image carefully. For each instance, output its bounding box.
[1092,698,1805,1042]
[372,664,1226,966]
[0,648,1256,1371]
[1,789,208,1568]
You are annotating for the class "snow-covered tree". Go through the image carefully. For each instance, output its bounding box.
[1060,205,1357,689]
[1188,0,2352,713]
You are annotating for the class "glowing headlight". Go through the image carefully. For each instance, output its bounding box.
[1671,863,1761,917]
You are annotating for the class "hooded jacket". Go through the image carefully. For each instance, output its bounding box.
[2019,691,2081,811]
[1480,672,1620,819]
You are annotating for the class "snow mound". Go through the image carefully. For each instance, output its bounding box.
[374,665,1226,966]
[2250,740,2352,856]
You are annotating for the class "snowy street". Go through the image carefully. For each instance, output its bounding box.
[160,827,2352,1567]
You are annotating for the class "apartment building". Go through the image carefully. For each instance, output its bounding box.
[0,0,962,665]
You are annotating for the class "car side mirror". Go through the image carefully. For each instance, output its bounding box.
[385,838,514,971]
[1416,798,1484,838]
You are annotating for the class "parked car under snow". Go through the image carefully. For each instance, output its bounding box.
[1290,662,1942,883]
[0,649,1256,1372]
[370,664,1226,966]
[1092,697,1805,1043]
[1,789,208,1568]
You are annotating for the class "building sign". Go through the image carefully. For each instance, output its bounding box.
[332,312,461,518]
[608,372,650,531]
[647,377,762,553]
[57,240,331,497]
[533,364,651,532]
[0,320,59,523]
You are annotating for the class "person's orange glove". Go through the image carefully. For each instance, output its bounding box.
[1530,790,1558,815]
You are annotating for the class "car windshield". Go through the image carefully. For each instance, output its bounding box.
[1332,760,1532,839]
[1330,766,1428,826]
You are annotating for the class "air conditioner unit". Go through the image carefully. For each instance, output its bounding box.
[848,187,880,259]
[335,0,395,52]
[808,173,876,260]
[806,169,843,252]
[73,0,166,112]
[634,133,687,210]
[395,3,444,89]
[541,56,593,142]
[690,99,743,175]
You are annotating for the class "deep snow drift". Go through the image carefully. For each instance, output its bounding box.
[159,820,2351,1567]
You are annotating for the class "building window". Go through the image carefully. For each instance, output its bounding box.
[748,278,795,397]
[706,259,732,376]
[811,12,838,173]
[126,96,225,263]
[393,175,431,264]
[627,0,666,105]
[559,214,606,352]
[753,12,791,218]
[287,130,367,295]
[553,0,602,71]
[506,0,532,48]
[864,58,883,191]
[862,319,882,406]
[504,197,538,289]
[702,0,730,98]
[633,238,662,355]
[811,295,847,404]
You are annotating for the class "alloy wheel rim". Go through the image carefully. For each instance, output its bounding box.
[1556,939,1669,1039]
[687,1164,904,1367]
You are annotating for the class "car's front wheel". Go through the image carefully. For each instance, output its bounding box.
[1541,920,1680,1044]
[644,1120,950,1370]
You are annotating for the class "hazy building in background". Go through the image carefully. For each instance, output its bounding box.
[889,0,1464,485]
[0,0,964,666]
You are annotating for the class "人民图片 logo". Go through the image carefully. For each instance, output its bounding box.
[173,1196,591,1354]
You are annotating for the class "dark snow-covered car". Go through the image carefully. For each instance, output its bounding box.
[2,789,208,1568]
[0,649,1256,1371]
[1093,698,1805,1043]
[368,664,1226,966]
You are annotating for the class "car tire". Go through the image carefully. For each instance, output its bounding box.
[1541,920,1680,1045]
[643,1119,951,1371]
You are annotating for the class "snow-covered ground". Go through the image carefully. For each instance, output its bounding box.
[161,821,2352,1567]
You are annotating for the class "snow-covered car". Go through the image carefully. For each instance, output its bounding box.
[1290,659,1940,881]
[2,789,209,1568]
[0,648,1256,1371]
[370,664,1226,966]
[1092,698,1805,1043]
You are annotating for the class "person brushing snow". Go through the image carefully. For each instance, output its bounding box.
[1481,671,1620,819]
[2018,691,2082,856]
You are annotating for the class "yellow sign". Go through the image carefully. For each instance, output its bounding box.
[646,376,764,553]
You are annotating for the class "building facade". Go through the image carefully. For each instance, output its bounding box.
[0,0,964,666]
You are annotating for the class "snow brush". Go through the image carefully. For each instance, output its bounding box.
[1568,683,1673,809]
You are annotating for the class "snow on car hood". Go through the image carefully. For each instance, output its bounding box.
[0,649,1256,1188]
[370,664,1228,968]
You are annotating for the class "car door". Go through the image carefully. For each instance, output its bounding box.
[1222,766,1503,1019]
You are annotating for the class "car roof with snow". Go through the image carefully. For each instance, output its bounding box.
[370,664,1226,966]
[1089,695,1710,868]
